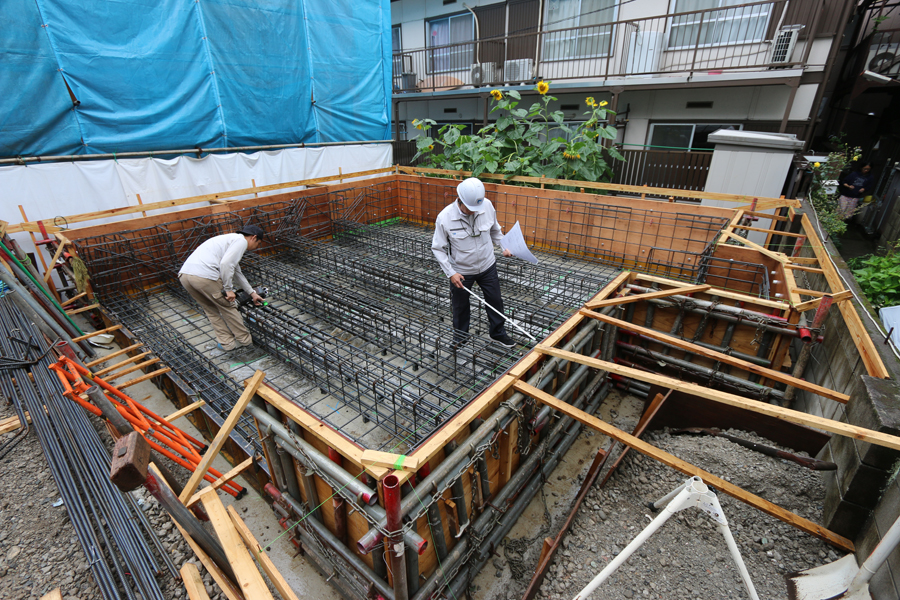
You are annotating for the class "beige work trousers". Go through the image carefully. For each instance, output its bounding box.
[179,274,252,350]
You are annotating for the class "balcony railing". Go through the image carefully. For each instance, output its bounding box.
[393,0,820,94]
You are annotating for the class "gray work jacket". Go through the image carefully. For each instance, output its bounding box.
[431,199,504,277]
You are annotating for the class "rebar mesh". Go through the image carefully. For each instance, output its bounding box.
[74,180,763,451]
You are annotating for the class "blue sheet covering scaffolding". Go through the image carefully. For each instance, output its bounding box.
[1,0,392,157]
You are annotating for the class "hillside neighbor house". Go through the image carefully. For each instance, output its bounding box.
[391,0,855,183]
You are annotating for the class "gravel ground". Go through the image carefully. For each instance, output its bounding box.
[528,428,844,600]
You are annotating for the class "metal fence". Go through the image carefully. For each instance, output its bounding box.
[394,0,823,93]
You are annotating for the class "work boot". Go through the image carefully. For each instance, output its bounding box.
[208,343,235,358]
[232,345,267,363]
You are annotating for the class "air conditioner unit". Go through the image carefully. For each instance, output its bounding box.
[470,62,499,87]
[624,31,664,76]
[503,58,534,84]
[400,72,418,92]
[867,41,900,77]
[769,26,802,64]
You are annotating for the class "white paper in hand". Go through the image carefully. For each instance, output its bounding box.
[500,221,538,264]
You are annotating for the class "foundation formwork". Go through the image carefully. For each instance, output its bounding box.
[52,172,897,600]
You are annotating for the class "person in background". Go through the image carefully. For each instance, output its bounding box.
[178,225,266,361]
[837,161,874,220]
[431,177,516,349]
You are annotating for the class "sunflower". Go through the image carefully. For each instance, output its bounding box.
[537,80,549,95]
[415,121,423,130]
[813,162,821,168]
[599,100,608,107]
[428,145,434,151]
[586,96,596,107]
[491,89,503,101]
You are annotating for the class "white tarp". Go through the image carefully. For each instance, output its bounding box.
[879,305,900,348]
[1,143,392,273]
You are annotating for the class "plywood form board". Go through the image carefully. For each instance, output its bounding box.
[397,167,799,209]
[12,168,396,235]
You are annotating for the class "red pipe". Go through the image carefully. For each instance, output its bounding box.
[383,474,409,600]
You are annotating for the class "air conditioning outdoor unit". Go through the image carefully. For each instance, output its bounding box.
[624,31,664,76]
[503,58,534,84]
[769,25,803,64]
[400,72,418,92]
[867,40,900,77]
[470,62,499,87]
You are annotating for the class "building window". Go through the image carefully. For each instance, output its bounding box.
[427,13,474,73]
[668,0,771,49]
[648,123,741,150]
[542,0,618,60]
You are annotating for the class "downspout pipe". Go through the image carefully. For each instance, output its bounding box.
[463,4,480,64]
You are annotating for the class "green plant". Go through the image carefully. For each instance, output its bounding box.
[411,82,623,186]
[807,134,861,239]
[852,244,900,308]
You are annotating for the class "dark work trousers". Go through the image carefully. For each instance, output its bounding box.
[450,262,508,340]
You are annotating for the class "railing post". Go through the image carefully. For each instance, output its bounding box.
[689,12,705,76]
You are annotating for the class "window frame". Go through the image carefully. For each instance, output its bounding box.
[665,0,772,50]
[647,122,743,151]
[541,0,619,62]
[425,12,475,74]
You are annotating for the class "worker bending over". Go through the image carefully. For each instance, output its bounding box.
[178,225,266,361]
[432,177,515,348]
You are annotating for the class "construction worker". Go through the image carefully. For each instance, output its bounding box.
[432,177,515,348]
[178,225,266,361]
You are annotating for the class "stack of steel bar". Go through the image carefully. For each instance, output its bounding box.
[0,292,175,600]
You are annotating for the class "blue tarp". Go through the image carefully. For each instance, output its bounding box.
[0,0,391,157]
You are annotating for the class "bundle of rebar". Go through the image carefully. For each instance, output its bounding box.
[0,291,175,600]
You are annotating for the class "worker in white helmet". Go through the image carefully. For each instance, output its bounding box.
[431,177,515,348]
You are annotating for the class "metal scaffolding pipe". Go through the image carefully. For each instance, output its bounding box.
[385,475,410,600]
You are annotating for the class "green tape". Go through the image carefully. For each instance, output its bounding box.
[393,454,406,470]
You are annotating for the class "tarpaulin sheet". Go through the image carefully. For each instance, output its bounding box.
[0,0,391,157]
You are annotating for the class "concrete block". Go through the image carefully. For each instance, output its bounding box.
[829,433,891,508]
[874,478,900,538]
[821,448,873,538]
[846,376,900,471]
[856,514,881,562]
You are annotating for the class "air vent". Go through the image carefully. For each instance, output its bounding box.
[444,108,458,113]
[561,104,580,110]
[686,101,713,109]
[443,0,456,4]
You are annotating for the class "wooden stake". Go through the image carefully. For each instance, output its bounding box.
[116,367,172,390]
[585,284,710,309]
[513,380,854,552]
[186,457,254,508]
[180,371,265,502]
[200,488,274,600]
[84,343,144,368]
[181,563,212,600]
[71,324,123,342]
[60,291,88,307]
[164,400,207,422]
[226,505,301,600]
[136,193,148,218]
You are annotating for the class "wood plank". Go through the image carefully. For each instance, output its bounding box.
[200,489,274,600]
[585,284,710,309]
[148,464,245,600]
[186,457,255,508]
[360,449,423,472]
[0,413,30,434]
[788,256,820,265]
[513,380,854,552]
[396,166,799,207]
[721,231,788,264]
[84,343,145,368]
[92,351,152,377]
[794,291,854,313]
[165,400,208,422]
[9,167,395,234]
[181,563,212,600]
[105,358,162,382]
[180,371,265,502]
[785,264,825,274]
[533,346,900,451]
[60,291,88,307]
[116,367,172,389]
[66,303,100,316]
[71,324,123,342]
[799,214,890,378]
[744,211,789,222]
[633,273,789,311]
[226,505,301,600]
[255,383,389,480]
[40,589,62,600]
[741,226,807,238]
[43,239,69,285]
[580,309,850,404]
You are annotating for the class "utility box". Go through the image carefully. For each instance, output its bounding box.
[702,130,805,245]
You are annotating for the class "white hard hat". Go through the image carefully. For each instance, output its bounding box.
[457,178,486,213]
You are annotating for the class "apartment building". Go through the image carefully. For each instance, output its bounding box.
[391,0,853,152]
